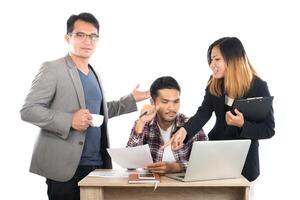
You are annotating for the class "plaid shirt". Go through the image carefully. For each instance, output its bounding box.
[127,113,207,169]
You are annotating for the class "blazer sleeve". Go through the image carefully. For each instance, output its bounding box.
[107,94,137,118]
[183,87,214,140]
[240,80,275,139]
[20,63,73,139]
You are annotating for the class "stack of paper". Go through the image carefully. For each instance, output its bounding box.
[107,144,153,169]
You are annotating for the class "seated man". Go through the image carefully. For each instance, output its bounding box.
[127,76,207,174]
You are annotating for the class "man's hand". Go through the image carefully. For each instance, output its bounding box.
[225,109,244,127]
[145,161,183,174]
[135,105,159,134]
[131,84,150,102]
[71,109,92,131]
[161,127,187,150]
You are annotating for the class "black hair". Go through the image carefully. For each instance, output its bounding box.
[207,37,247,64]
[67,12,99,34]
[150,76,181,99]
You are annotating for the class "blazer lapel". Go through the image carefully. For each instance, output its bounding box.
[218,94,226,117]
[219,82,226,117]
[65,55,86,109]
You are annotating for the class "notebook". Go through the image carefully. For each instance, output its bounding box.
[166,140,251,182]
[232,96,273,121]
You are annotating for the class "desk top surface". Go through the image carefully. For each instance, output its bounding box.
[79,169,250,187]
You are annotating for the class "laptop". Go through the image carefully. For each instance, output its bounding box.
[166,140,251,182]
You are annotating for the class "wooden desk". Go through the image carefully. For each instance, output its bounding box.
[79,169,250,200]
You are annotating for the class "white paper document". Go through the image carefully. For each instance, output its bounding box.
[88,169,149,178]
[162,146,176,162]
[88,171,131,178]
[107,144,153,169]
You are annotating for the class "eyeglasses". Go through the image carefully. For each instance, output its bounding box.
[69,32,99,41]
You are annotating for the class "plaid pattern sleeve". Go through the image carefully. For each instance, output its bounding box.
[126,120,150,147]
[127,119,163,162]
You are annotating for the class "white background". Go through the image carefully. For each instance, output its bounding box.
[1,0,299,199]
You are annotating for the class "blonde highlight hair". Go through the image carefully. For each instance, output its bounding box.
[207,37,259,98]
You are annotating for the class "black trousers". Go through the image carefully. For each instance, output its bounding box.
[46,165,101,200]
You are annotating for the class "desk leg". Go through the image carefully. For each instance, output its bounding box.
[80,186,104,200]
[244,186,250,200]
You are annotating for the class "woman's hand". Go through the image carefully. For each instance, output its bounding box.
[161,127,187,150]
[225,108,245,127]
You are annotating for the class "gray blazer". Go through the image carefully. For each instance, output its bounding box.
[21,55,137,182]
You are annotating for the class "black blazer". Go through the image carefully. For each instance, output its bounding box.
[184,77,275,181]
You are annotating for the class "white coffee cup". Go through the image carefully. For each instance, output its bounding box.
[91,114,104,127]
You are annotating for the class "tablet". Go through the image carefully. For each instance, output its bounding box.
[232,96,273,122]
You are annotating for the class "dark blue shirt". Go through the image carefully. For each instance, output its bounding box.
[78,67,103,166]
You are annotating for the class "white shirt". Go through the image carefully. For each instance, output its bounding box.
[158,123,176,162]
[225,95,235,106]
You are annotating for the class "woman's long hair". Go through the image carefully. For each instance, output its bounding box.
[207,37,258,98]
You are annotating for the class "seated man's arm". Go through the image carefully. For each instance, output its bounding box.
[195,129,208,141]
[126,119,149,147]
[126,105,157,147]
[145,161,184,174]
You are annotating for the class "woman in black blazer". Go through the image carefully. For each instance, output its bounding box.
[163,37,275,182]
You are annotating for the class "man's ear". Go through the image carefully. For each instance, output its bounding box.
[150,98,154,105]
[65,34,70,44]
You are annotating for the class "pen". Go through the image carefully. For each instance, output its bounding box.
[139,111,148,118]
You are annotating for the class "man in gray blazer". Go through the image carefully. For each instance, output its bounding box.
[20,12,149,200]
